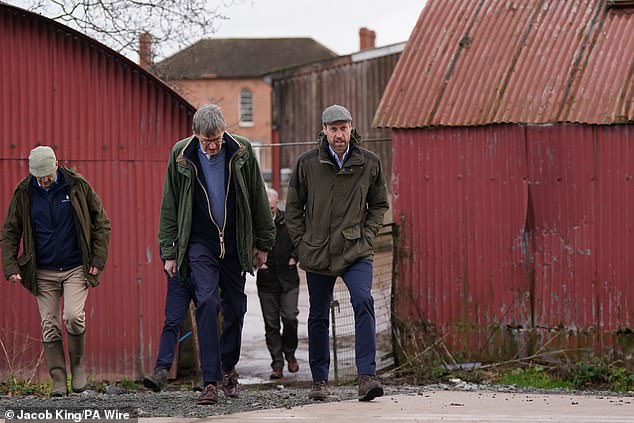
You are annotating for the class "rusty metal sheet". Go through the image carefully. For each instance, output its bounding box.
[595,125,634,332]
[374,0,634,128]
[392,125,531,338]
[393,123,634,360]
[526,125,597,329]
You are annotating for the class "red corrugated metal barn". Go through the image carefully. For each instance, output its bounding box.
[374,0,634,362]
[0,4,195,379]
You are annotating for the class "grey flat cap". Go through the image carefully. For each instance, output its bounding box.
[29,146,57,177]
[322,104,352,124]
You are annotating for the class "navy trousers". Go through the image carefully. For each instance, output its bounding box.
[187,243,246,384]
[306,259,376,382]
[154,271,195,371]
[155,243,246,384]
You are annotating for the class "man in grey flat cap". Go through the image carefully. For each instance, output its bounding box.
[285,105,389,402]
[1,146,110,397]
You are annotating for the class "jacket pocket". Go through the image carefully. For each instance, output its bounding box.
[17,254,36,293]
[17,254,33,278]
[298,235,329,270]
[342,225,371,264]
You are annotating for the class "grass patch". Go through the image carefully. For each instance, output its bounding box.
[0,376,50,396]
[498,366,573,390]
[570,359,634,392]
[119,378,138,390]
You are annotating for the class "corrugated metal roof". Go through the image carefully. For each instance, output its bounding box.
[374,0,634,128]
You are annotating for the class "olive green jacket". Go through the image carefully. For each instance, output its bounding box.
[285,129,389,276]
[158,134,275,276]
[1,167,111,295]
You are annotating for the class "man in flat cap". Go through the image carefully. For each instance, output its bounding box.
[285,105,389,402]
[1,146,110,396]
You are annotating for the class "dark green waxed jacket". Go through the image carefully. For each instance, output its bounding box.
[285,129,389,276]
[158,133,275,277]
[1,167,111,295]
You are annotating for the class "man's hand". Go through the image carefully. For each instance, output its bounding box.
[164,259,177,278]
[88,266,99,276]
[253,249,268,270]
[8,274,21,283]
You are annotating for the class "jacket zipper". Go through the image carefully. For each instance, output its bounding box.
[184,157,226,258]
[221,154,235,258]
[183,143,239,259]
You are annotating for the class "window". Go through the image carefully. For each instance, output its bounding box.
[239,89,254,126]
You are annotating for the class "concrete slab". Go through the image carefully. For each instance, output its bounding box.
[144,390,634,423]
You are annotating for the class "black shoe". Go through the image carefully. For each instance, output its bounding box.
[143,368,168,392]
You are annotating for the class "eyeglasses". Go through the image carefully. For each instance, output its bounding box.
[197,134,223,147]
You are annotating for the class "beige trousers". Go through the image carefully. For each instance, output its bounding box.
[36,266,89,342]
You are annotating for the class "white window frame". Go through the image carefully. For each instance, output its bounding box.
[239,89,254,127]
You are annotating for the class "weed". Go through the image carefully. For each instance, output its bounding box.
[0,376,50,396]
[569,359,634,392]
[608,366,634,392]
[499,366,573,390]
[119,378,138,390]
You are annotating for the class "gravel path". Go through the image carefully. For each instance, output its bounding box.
[0,380,629,419]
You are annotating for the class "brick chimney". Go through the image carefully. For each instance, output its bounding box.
[359,27,376,51]
[138,32,152,70]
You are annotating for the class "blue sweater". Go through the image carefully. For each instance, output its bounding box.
[188,136,238,258]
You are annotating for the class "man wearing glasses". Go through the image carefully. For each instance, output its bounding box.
[152,104,275,405]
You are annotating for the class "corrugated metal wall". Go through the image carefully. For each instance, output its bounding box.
[393,124,634,360]
[271,51,400,190]
[0,4,194,379]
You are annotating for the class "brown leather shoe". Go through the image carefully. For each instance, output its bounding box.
[197,384,218,405]
[270,368,283,379]
[287,358,299,373]
[222,369,240,398]
[308,380,329,401]
[358,374,383,401]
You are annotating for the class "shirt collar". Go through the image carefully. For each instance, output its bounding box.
[328,143,350,168]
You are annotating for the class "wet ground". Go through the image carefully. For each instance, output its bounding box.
[237,270,313,384]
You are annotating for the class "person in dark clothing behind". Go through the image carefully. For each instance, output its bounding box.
[155,104,275,405]
[256,187,300,380]
[1,146,111,397]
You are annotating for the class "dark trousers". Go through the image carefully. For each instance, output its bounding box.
[155,272,195,371]
[257,287,299,369]
[186,243,246,384]
[306,259,376,382]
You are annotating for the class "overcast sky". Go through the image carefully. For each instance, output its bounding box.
[9,0,426,60]
[209,0,426,56]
